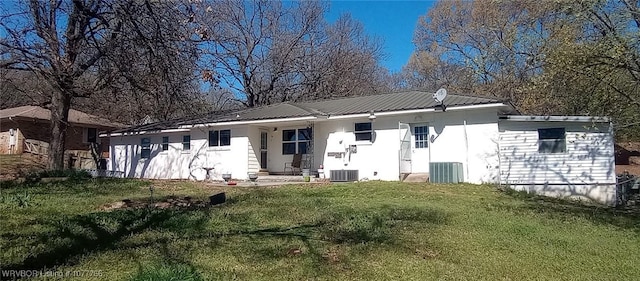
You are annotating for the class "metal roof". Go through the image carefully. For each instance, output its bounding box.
[296,91,501,116]
[111,91,506,134]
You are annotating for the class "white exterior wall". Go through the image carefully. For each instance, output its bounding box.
[110,126,250,181]
[109,108,503,184]
[313,108,501,183]
[498,120,616,204]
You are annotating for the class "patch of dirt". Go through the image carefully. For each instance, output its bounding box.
[100,195,209,211]
[0,154,46,180]
[322,246,346,264]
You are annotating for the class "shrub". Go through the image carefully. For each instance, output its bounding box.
[24,169,92,183]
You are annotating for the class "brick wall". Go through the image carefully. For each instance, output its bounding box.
[0,125,24,154]
[1,119,113,159]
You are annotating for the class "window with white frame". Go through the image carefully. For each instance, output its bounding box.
[141,137,151,159]
[355,122,372,141]
[182,135,191,150]
[282,128,312,155]
[161,136,169,151]
[414,126,429,148]
[538,128,566,153]
[209,129,231,147]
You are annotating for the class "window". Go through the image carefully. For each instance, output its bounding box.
[282,128,312,155]
[161,136,169,151]
[209,129,231,147]
[182,135,191,150]
[538,128,566,153]
[414,126,429,148]
[141,138,151,159]
[355,122,372,141]
[86,128,97,143]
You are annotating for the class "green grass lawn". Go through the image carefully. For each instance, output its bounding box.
[1,179,639,280]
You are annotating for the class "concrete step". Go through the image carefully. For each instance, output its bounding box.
[403,173,429,183]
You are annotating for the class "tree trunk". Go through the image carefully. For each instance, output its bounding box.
[48,90,72,170]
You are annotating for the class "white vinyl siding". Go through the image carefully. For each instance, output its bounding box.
[498,121,615,185]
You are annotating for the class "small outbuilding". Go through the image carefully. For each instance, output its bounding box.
[498,115,615,204]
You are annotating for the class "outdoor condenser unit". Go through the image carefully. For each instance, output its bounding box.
[429,162,464,183]
[330,170,359,182]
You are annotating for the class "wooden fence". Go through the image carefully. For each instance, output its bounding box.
[23,139,49,156]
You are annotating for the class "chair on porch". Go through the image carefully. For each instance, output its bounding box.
[284,153,302,175]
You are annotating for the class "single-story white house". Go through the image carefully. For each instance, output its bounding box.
[104,91,616,205]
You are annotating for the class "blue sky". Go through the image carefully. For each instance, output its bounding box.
[0,0,435,74]
[326,0,436,73]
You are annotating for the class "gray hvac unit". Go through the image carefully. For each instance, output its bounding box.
[330,170,359,182]
[429,162,464,183]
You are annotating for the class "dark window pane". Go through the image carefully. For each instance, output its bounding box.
[298,128,312,140]
[355,122,372,132]
[355,132,372,141]
[209,130,219,146]
[220,130,231,146]
[282,130,296,141]
[298,142,308,154]
[539,140,566,153]
[538,128,566,153]
[538,128,565,139]
[87,128,97,143]
[183,135,190,150]
[260,132,267,150]
[414,126,428,148]
[141,149,151,159]
[282,143,296,155]
[161,136,169,151]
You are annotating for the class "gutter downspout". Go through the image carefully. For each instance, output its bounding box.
[463,120,469,182]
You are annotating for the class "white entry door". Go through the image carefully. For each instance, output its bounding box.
[411,124,430,173]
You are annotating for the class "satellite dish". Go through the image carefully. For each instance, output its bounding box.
[433,88,447,103]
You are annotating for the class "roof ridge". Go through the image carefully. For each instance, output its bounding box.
[295,90,431,105]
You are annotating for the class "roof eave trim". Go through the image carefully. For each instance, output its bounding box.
[103,128,191,137]
[498,115,610,123]
[328,103,509,120]
[187,116,317,128]
[105,116,318,137]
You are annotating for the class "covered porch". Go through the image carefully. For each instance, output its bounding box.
[246,119,324,176]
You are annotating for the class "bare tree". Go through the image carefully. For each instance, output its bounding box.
[0,0,194,169]
[192,0,388,107]
[410,0,640,139]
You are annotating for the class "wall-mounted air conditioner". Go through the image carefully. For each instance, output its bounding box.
[330,170,359,182]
